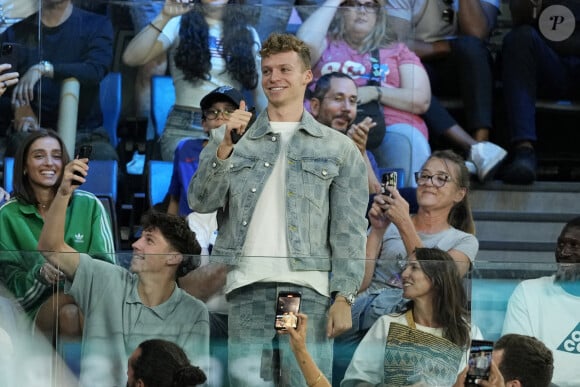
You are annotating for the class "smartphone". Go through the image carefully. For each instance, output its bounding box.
[72,145,92,185]
[230,106,256,144]
[465,340,494,386]
[381,171,398,197]
[1,43,20,71]
[275,291,301,330]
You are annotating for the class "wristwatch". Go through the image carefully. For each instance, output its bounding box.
[39,60,53,76]
[333,292,356,306]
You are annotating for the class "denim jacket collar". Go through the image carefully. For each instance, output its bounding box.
[248,109,325,140]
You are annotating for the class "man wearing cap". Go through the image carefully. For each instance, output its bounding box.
[166,85,248,217]
[189,34,368,386]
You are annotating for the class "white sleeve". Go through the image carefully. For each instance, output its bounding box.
[341,316,390,387]
[158,16,182,50]
[501,281,534,336]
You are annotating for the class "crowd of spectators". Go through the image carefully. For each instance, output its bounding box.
[0,1,579,386]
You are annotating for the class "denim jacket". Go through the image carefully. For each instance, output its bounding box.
[188,110,368,295]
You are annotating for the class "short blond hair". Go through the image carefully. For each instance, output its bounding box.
[260,33,312,70]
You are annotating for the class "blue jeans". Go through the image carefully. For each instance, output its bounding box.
[227,283,332,387]
[423,35,494,134]
[502,25,580,143]
[159,107,205,161]
[370,124,431,188]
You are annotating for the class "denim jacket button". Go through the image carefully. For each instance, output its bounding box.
[242,221,248,226]
[212,162,217,168]
[271,136,277,142]
[251,188,257,193]
[264,162,270,167]
[322,169,328,176]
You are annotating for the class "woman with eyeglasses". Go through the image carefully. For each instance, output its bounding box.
[333,149,478,384]
[297,0,432,187]
[123,0,266,161]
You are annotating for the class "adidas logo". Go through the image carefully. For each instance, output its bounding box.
[74,233,85,244]
[557,323,580,354]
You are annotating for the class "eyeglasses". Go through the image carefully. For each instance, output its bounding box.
[342,0,381,14]
[442,0,455,24]
[323,94,358,106]
[204,108,235,120]
[414,171,453,188]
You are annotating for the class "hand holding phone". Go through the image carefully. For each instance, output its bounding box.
[381,171,398,198]
[465,340,494,386]
[72,145,92,186]
[275,291,301,331]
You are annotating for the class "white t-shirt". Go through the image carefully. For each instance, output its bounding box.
[226,122,329,296]
[502,275,580,387]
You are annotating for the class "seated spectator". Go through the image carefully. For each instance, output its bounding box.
[38,195,210,387]
[310,71,430,190]
[167,86,247,216]
[501,0,580,184]
[333,149,478,383]
[127,339,207,387]
[122,0,266,161]
[297,0,432,187]
[387,0,507,182]
[0,0,113,152]
[0,129,115,343]
[502,216,580,386]
[455,334,554,387]
[342,247,471,386]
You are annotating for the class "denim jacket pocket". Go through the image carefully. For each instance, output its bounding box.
[229,156,258,198]
[301,159,339,208]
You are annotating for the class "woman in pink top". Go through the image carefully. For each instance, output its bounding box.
[297,0,431,187]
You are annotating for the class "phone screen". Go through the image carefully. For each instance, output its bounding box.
[275,292,301,330]
[381,171,398,197]
[466,340,494,385]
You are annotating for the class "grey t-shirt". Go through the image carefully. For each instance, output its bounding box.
[67,254,209,387]
[367,223,478,292]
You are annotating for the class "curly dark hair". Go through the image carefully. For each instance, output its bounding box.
[133,339,207,387]
[141,211,201,277]
[174,2,258,90]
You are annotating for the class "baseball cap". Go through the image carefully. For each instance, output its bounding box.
[200,86,245,111]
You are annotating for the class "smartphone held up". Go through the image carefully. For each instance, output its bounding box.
[381,171,398,198]
[466,340,494,386]
[275,291,301,331]
[72,145,92,186]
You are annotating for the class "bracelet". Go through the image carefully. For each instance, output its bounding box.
[375,86,382,102]
[149,22,163,33]
[307,372,322,387]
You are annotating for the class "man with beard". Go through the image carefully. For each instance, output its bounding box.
[502,216,580,387]
[37,166,209,387]
[309,72,431,190]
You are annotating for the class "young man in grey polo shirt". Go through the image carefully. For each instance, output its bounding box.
[38,159,209,387]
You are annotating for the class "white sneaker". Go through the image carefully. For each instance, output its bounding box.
[126,151,145,175]
[469,142,507,182]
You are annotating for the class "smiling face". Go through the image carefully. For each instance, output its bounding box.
[310,77,358,133]
[261,50,313,109]
[130,228,178,274]
[401,255,434,301]
[555,226,580,264]
[415,157,466,211]
[24,137,63,191]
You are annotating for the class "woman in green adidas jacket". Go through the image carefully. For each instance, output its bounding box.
[0,129,115,343]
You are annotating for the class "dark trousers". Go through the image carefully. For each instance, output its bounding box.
[502,25,580,144]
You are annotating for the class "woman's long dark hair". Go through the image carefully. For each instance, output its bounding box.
[13,129,70,206]
[174,2,258,90]
[402,248,471,348]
